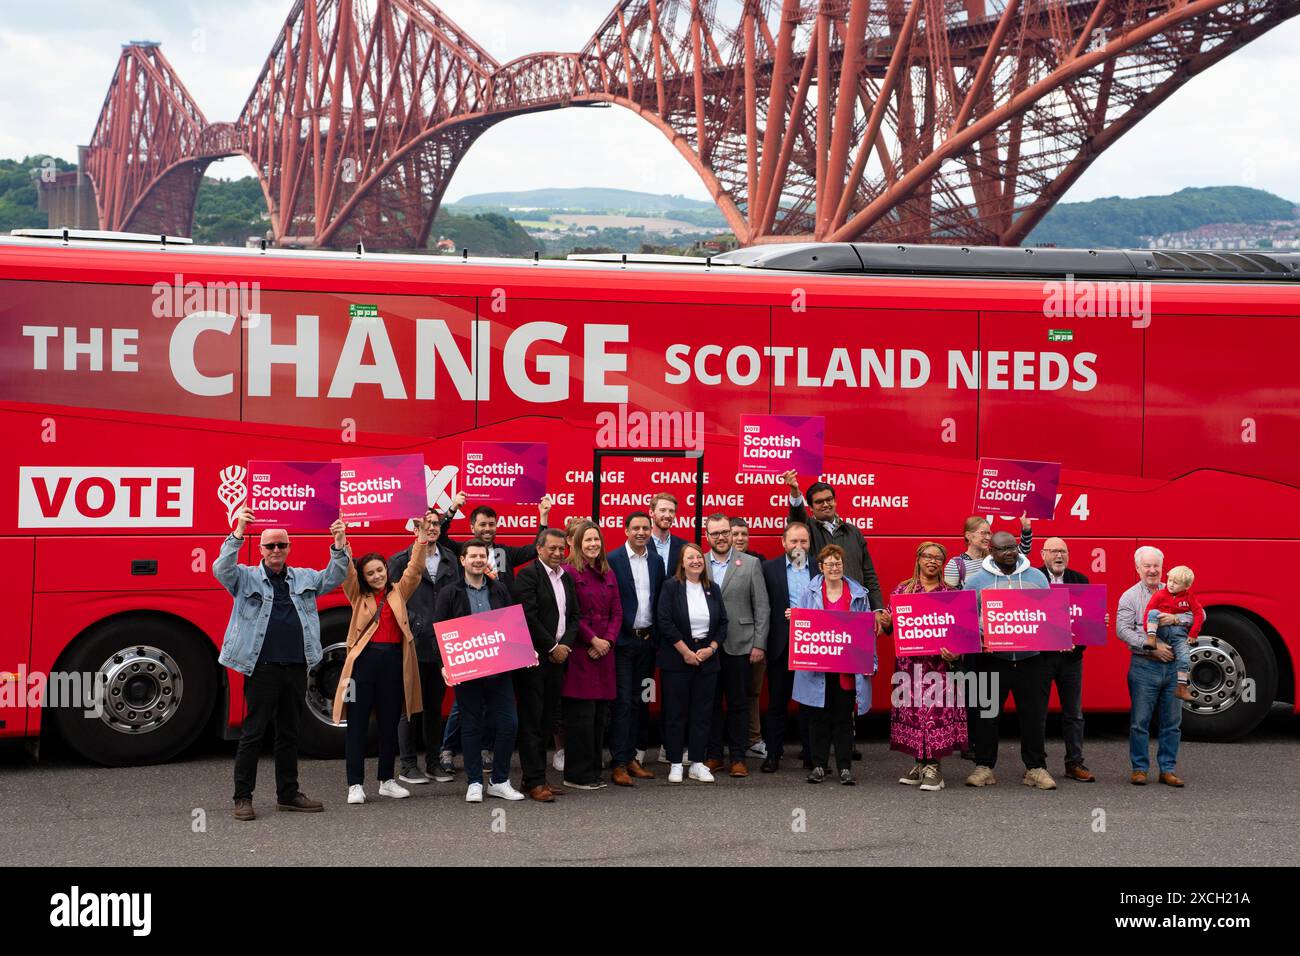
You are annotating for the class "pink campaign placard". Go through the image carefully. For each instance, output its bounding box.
[461,442,548,505]
[246,460,340,531]
[738,414,825,476]
[890,589,983,657]
[980,588,1073,652]
[788,607,877,675]
[973,457,1061,520]
[435,604,538,685]
[1051,583,1109,647]
[334,454,428,522]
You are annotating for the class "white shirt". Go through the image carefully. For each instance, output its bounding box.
[626,543,653,629]
[424,548,441,580]
[686,581,710,640]
[1048,569,1066,584]
[545,563,567,642]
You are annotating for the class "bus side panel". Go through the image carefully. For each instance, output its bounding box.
[0,538,35,737]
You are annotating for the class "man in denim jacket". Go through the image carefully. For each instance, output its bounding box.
[215,505,350,821]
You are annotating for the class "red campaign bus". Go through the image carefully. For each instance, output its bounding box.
[1,231,1297,765]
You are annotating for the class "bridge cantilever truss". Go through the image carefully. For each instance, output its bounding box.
[82,0,1300,249]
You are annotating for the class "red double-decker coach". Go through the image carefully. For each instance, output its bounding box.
[2,230,1296,764]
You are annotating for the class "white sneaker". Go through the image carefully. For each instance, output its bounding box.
[668,763,684,783]
[378,779,410,799]
[347,784,366,804]
[487,780,525,801]
[635,749,646,765]
[747,740,768,759]
[688,762,715,783]
[553,748,565,772]
[465,783,483,803]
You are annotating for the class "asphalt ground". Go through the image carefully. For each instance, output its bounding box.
[1,711,1296,867]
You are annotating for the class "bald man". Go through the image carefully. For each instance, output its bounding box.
[1038,537,1095,782]
[216,505,351,821]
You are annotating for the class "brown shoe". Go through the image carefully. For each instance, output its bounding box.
[611,767,635,787]
[1064,764,1096,783]
[1130,770,1148,785]
[1159,772,1185,788]
[1174,684,1194,702]
[233,798,256,822]
[545,784,564,797]
[703,758,725,772]
[527,785,555,802]
[729,761,749,778]
[277,792,324,812]
[626,759,655,779]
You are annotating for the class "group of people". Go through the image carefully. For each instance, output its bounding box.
[213,472,1201,820]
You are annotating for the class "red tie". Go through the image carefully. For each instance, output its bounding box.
[839,674,854,691]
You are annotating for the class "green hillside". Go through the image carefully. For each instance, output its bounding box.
[447,186,714,213]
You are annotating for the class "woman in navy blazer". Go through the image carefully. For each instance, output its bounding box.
[656,541,728,784]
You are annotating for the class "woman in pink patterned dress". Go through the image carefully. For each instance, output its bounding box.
[887,541,968,792]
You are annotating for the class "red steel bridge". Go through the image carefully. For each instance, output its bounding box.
[80,0,1300,249]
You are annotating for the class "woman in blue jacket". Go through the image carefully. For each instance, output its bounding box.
[793,544,876,785]
[656,541,728,784]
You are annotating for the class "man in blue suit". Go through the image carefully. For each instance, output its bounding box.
[606,510,666,786]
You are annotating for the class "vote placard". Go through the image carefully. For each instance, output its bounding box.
[1051,583,1109,647]
[435,604,538,685]
[246,460,340,530]
[460,442,548,505]
[738,414,825,476]
[980,588,1072,652]
[890,589,982,657]
[973,457,1060,519]
[334,454,428,522]
[788,607,877,674]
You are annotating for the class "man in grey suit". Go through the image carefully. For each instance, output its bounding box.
[702,513,770,777]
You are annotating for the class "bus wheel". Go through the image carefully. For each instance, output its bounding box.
[51,616,217,766]
[1179,609,1277,742]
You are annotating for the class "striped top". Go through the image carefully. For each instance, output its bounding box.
[942,527,1033,588]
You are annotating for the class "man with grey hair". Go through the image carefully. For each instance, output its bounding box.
[216,505,351,820]
[1116,545,1192,787]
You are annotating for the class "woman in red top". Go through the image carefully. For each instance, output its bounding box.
[332,516,433,805]
[562,520,622,789]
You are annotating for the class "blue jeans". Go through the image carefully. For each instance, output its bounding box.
[1147,613,1191,680]
[1127,654,1182,774]
[454,674,518,786]
[439,698,496,756]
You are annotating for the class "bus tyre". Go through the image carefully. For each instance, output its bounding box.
[1179,609,1277,742]
[51,616,217,767]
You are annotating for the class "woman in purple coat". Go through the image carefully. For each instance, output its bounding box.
[562,520,622,789]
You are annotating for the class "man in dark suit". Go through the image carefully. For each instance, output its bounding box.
[761,521,813,772]
[391,508,461,785]
[605,510,664,786]
[514,528,579,801]
[440,491,554,598]
[1038,536,1096,783]
[648,491,691,576]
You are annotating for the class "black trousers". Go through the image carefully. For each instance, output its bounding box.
[763,653,795,759]
[233,661,307,803]
[805,676,856,772]
[346,643,404,786]
[398,660,448,773]
[562,697,609,784]
[609,637,656,767]
[1044,649,1086,768]
[514,658,565,790]
[971,653,1052,771]
[661,668,718,764]
[707,651,751,763]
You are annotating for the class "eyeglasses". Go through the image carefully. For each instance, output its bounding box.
[706,530,732,538]
[919,553,944,561]
[810,496,835,507]
[1043,548,1068,555]
[261,542,288,551]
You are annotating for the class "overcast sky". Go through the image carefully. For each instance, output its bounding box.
[1,0,1296,205]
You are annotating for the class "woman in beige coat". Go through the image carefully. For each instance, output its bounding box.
[332,516,432,804]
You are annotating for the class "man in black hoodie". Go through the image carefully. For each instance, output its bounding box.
[391,508,461,785]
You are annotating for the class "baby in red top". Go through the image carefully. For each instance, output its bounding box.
[1143,565,1204,702]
